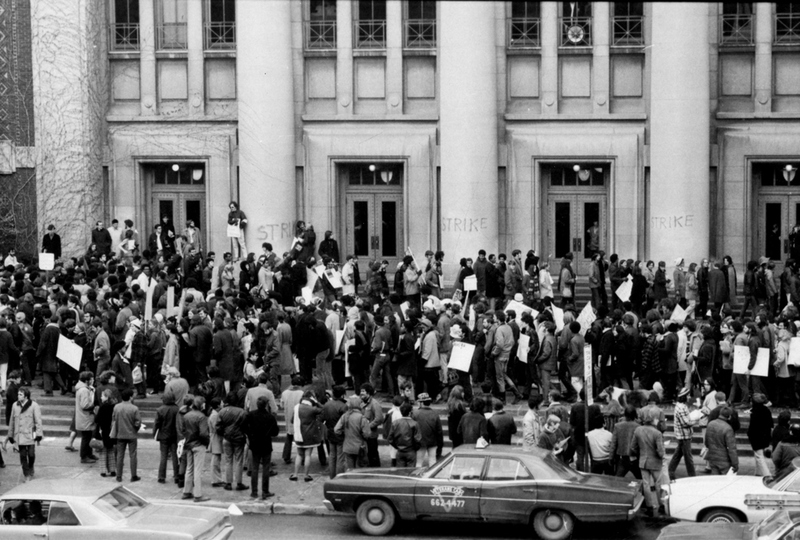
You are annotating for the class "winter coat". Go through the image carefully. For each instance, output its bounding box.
[708,267,727,304]
[217,405,247,446]
[110,401,141,440]
[36,323,61,373]
[74,381,96,432]
[9,399,42,446]
[704,418,738,471]
[244,409,279,454]
[294,400,323,446]
[334,409,371,454]
[747,403,774,451]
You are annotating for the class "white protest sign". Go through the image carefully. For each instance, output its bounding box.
[463,275,477,291]
[733,345,769,377]
[57,334,83,371]
[344,338,355,377]
[166,286,175,318]
[468,306,476,331]
[400,302,410,320]
[504,300,537,326]
[790,338,800,367]
[552,305,565,332]
[670,305,688,324]
[144,280,157,321]
[39,253,54,271]
[584,344,593,405]
[576,303,596,336]
[517,334,530,363]
[301,287,313,303]
[615,280,633,303]
[314,265,325,279]
[448,341,475,372]
[226,221,240,238]
[325,269,344,289]
[306,268,319,292]
[334,329,345,355]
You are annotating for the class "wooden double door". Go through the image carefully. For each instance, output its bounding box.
[345,191,404,273]
[546,192,607,275]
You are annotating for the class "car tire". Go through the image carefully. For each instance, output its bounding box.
[533,509,575,540]
[356,499,397,536]
[700,508,743,524]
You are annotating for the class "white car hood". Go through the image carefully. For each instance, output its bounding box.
[669,475,774,520]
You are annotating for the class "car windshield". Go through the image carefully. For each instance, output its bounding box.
[92,487,148,521]
[754,510,793,540]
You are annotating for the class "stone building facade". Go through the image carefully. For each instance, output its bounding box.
[5,1,800,280]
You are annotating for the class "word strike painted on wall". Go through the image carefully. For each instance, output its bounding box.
[650,215,695,230]
[441,217,489,233]
[257,222,297,241]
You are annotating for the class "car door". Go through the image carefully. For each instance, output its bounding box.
[46,501,83,540]
[415,454,485,520]
[480,457,537,523]
[0,499,49,540]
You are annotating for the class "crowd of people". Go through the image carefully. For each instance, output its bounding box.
[0,208,795,511]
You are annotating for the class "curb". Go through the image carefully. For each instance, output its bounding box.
[151,498,335,516]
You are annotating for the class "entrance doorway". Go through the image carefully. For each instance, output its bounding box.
[754,162,800,270]
[144,163,206,249]
[340,162,404,276]
[543,163,609,274]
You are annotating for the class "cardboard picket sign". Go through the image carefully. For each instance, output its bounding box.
[39,253,54,271]
[615,280,633,303]
[226,221,240,238]
[576,303,596,336]
[463,275,477,291]
[448,341,475,372]
[789,338,800,367]
[670,305,688,324]
[552,305,565,332]
[517,334,530,364]
[57,335,82,371]
[733,345,769,377]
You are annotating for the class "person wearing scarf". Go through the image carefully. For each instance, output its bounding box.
[7,387,43,481]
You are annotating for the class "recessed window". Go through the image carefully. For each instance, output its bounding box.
[355,0,386,49]
[157,0,188,50]
[342,163,402,186]
[560,2,592,47]
[612,2,644,46]
[404,0,436,48]
[508,1,541,49]
[776,3,800,44]
[544,163,608,187]
[306,0,337,49]
[205,0,235,50]
[720,3,753,45]
[110,0,140,51]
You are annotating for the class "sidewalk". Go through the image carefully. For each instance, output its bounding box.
[0,436,764,515]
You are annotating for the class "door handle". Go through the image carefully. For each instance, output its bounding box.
[523,488,536,493]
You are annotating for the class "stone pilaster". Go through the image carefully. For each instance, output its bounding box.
[236,0,296,251]
[439,1,498,274]
[649,3,710,264]
[31,0,106,257]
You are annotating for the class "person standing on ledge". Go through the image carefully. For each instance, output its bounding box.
[318,230,340,264]
[227,201,248,261]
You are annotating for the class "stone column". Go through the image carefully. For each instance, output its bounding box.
[754,3,773,114]
[649,3,710,264]
[385,0,403,114]
[187,0,205,115]
[236,0,296,251]
[31,0,106,257]
[336,0,354,116]
[139,0,158,115]
[439,1,498,273]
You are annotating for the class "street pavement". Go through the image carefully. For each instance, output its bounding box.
[0,434,764,516]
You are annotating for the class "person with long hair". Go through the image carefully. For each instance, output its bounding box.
[721,255,737,306]
[447,385,467,448]
[775,320,797,408]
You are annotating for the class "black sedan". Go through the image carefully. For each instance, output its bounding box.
[323,445,643,539]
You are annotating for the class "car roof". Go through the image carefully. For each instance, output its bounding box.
[450,444,550,460]
[2,479,119,501]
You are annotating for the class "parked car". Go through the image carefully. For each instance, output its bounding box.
[656,508,800,540]
[664,462,800,523]
[0,479,234,539]
[323,445,643,539]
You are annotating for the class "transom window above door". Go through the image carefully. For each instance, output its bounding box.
[754,162,800,187]
[543,163,608,187]
[341,162,402,186]
[152,163,205,185]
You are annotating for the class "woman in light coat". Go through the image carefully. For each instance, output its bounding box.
[74,371,97,461]
[8,387,43,480]
[538,263,554,300]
